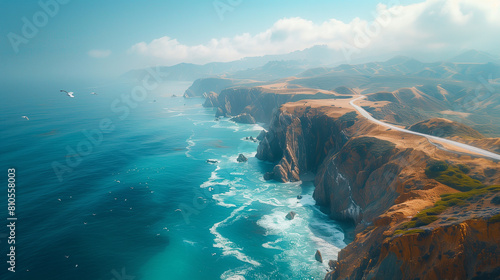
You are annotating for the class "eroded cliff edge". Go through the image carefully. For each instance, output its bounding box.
[203,87,500,279]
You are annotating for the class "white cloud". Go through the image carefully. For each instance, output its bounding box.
[129,0,500,65]
[88,49,111,58]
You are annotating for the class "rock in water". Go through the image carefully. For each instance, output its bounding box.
[263,172,274,181]
[237,154,248,162]
[230,113,256,124]
[315,250,323,263]
[286,211,296,220]
[206,159,219,164]
[297,195,303,199]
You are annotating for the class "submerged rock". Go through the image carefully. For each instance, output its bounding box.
[315,250,323,263]
[206,159,219,164]
[286,211,296,220]
[297,195,303,200]
[237,154,248,163]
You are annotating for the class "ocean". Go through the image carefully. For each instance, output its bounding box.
[0,80,348,280]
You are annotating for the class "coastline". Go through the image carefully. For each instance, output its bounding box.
[196,83,500,279]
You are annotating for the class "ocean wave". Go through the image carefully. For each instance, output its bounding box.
[210,203,261,267]
[256,210,299,236]
[262,238,284,251]
[243,124,265,132]
[185,132,196,158]
[220,266,253,280]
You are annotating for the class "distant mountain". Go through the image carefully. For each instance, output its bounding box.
[228,60,312,81]
[296,55,500,83]
[449,50,500,64]
[123,45,341,81]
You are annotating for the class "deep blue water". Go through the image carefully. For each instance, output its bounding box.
[0,80,347,280]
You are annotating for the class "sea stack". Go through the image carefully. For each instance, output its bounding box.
[315,250,323,263]
[237,154,248,162]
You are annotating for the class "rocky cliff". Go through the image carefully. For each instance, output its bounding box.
[203,86,340,123]
[256,104,355,182]
[210,86,500,279]
[253,96,500,280]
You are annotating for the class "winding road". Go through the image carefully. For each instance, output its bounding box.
[350,96,500,161]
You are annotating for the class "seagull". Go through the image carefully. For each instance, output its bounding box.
[90,92,97,95]
[21,116,29,120]
[60,90,75,98]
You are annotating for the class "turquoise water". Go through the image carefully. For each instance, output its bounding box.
[0,80,347,280]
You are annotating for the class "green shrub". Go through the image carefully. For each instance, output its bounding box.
[457,164,471,174]
[415,215,438,227]
[393,185,500,236]
[425,162,483,192]
[426,160,449,174]
[393,229,426,236]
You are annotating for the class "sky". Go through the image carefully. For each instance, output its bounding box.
[1,0,499,82]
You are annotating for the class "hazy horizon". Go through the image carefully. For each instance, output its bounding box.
[2,0,500,82]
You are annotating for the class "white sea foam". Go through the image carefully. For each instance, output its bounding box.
[255,198,283,207]
[262,238,284,251]
[171,113,186,117]
[297,194,316,206]
[213,190,237,208]
[256,210,299,235]
[244,124,265,131]
[210,203,261,267]
[212,121,240,132]
[220,266,252,280]
[185,132,196,158]
[182,240,197,246]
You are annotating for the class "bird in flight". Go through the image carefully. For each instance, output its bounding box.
[22,116,29,120]
[60,90,75,98]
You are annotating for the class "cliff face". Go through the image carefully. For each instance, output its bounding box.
[327,216,500,280]
[256,106,354,182]
[314,137,402,224]
[204,87,337,123]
